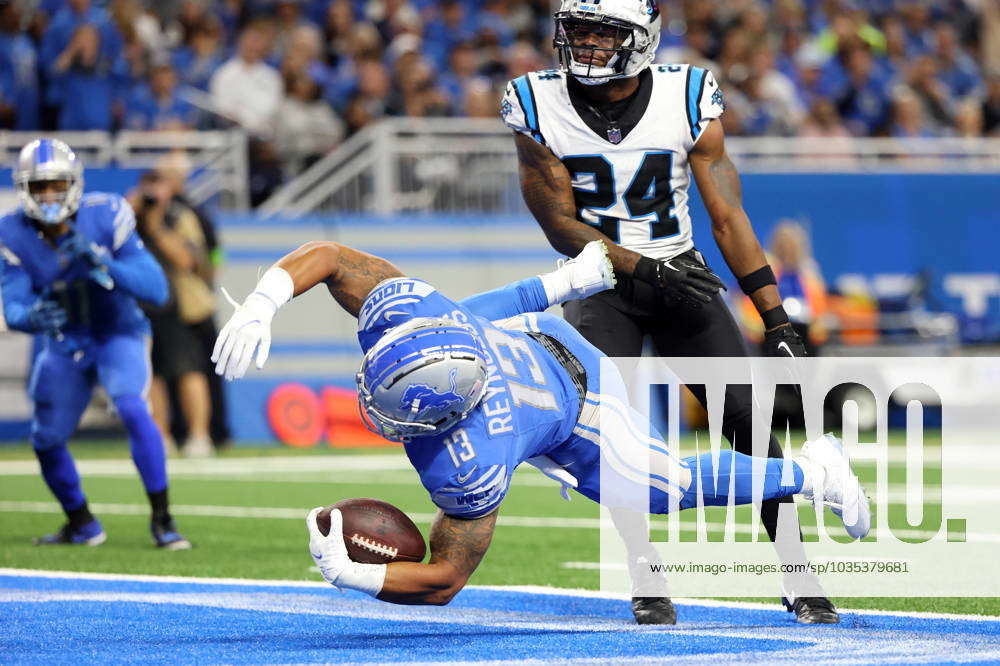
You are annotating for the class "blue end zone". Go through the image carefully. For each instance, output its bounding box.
[3,572,1000,664]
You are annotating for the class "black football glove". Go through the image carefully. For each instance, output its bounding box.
[633,255,725,308]
[763,324,807,358]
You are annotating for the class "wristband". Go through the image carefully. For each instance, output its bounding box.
[336,561,387,597]
[738,265,776,295]
[762,304,791,330]
[251,267,294,311]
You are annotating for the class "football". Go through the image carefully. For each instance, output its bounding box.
[316,498,426,564]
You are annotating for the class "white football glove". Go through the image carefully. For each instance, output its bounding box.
[212,289,277,380]
[307,507,350,588]
[306,507,387,596]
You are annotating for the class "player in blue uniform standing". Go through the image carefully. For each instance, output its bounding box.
[214,239,869,612]
[0,139,191,549]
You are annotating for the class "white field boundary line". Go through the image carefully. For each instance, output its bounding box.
[0,500,993,542]
[0,445,994,477]
[2,459,996,503]
[1,568,999,623]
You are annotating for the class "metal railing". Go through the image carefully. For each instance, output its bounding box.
[258,117,1000,218]
[0,130,249,209]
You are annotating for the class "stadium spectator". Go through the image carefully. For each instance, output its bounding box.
[897,0,935,56]
[272,0,317,60]
[157,156,231,448]
[954,97,984,138]
[171,17,226,92]
[437,40,478,110]
[983,75,1000,135]
[423,0,474,69]
[934,22,982,99]
[125,62,199,130]
[49,23,129,130]
[130,170,216,458]
[800,99,852,138]
[890,86,937,138]
[0,0,996,141]
[40,0,124,129]
[739,220,829,357]
[0,0,40,130]
[209,21,283,136]
[275,71,345,175]
[827,46,893,136]
[906,55,955,131]
[279,23,328,88]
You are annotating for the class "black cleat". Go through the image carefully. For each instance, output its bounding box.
[33,519,106,546]
[151,517,192,550]
[784,596,840,624]
[631,597,677,625]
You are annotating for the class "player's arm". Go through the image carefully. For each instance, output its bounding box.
[0,252,67,335]
[460,240,615,320]
[212,241,403,379]
[689,120,803,353]
[307,507,497,606]
[378,509,498,605]
[271,241,404,317]
[104,231,170,306]
[515,133,643,276]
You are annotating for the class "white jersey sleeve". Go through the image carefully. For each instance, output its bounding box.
[685,67,725,144]
[500,75,545,145]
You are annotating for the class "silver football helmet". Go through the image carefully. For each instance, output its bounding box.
[553,0,662,85]
[357,317,489,442]
[13,138,84,225]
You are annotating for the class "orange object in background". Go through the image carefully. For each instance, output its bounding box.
[266,383,397,449]
[267,383,325,447]
[321,387,397,448]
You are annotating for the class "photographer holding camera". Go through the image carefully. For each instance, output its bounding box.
[129,170,215,458]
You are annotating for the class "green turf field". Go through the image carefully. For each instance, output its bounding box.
[1,436,996,617]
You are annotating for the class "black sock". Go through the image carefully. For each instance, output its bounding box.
[67,502,96,529]
[148,489,171,523]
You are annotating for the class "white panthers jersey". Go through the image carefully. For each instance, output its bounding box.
[502,64,725,261]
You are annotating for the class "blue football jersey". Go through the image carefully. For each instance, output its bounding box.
[358,278,583,519]
[0,192,152,339]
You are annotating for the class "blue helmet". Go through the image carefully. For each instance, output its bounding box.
[357,317,489,442]
[13,139,84,225]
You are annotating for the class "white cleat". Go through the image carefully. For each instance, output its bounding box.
[797,433,871,540]
[561,240,617,299]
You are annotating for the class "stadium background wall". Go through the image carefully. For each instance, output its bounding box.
[0,172,995,443]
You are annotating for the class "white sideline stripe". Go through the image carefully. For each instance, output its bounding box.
[0,443,993,477]
[2,568,999,623]
[0,500,992,542]
[2,458,995,503]
[0,501,600,529]
[0,454,414,477]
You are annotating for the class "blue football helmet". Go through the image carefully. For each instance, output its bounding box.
[357,317,489,442]
[13,138,84,225]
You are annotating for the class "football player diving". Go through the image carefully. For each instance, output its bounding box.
[500,0,832,623]
[213,240,870,614]
[0,139,190,549]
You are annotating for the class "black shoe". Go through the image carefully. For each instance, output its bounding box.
[631,597,677,625]
[151,516,192,550]
[784,596,840,624]
[33,519,106,546]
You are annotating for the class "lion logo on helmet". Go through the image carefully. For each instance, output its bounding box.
[400,369,465,419]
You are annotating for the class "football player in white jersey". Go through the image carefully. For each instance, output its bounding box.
[501,0,836,625]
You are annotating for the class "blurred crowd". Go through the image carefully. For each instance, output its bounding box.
[2,0,1000,186]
